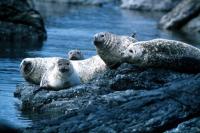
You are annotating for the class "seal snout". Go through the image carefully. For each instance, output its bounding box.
[57,59,71,73]
[68,50,84,60]
[93,32,107,46]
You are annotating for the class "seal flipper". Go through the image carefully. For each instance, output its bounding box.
[40,75,49,88]
[33,72,50,95]
[33,86,48,95]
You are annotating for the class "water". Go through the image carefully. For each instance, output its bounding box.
[0,1,198,128]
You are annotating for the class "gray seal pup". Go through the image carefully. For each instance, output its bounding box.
[20,56,107,86]
[94,32,200,73]
[94,32,137,68]
[67,49,84,60]
[40,58,81,90]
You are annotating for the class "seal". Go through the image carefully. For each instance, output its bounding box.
[20,57,61,84]
[122,39,200,73]
[93,32,200,73]
[94,32,137,68]
[20,56,107,86]
[68,49,84,60]
[71,55,107,82]
[40,58,81,90]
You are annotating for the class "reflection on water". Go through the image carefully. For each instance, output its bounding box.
[0,40,43,58]
[0,0,199,128]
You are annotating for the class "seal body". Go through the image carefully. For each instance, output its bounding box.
[40,59,81,90]
[71,55,107,82]
[20,56,107,86]
[68,50,84,60]
[20,57,61,84]
[94,32,200,73]
[122,39,200,73]
[94,32,137,68]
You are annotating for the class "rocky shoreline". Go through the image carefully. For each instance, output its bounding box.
[15,63,200,132]
[1,0,199,42]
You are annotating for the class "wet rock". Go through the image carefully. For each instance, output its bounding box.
[29,0,117,7]
[14,63,200,132]
[159,0,200,30]
[166,117,200,133]
[182,14,200,38]
[0,0,47,41]
[0,120,21,133]
[121,0,181,11]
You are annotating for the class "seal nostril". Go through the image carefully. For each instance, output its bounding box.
[129,49,133,53]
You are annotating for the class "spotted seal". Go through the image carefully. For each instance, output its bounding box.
[123,39,200,73]
[68,49,84,60]
[40,58,80,90]
[94,32,200,73]
[20,55,107,86]
[94,32,137,68]
[20,57,61,85]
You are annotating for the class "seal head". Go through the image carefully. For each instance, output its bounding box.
[20,57,61,84]
[94,32,137,68]
[40,59,81,90]
[20,58,39,84]
[68,50,84,60]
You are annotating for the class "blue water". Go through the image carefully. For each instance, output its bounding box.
[0,2,198,127]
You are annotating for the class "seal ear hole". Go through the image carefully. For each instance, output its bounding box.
[129,49,133,53]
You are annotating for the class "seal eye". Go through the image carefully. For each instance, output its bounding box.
[100,34,105,38]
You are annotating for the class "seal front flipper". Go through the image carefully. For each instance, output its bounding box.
[39,72,50,88]
[33,86,48,95]
[33,72,50,95]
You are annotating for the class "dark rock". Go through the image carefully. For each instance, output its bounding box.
[14,63,200,132]
[166,117,200,133]
[0,0,47,41]
[121,0,181,11]
[0,120,21,133]
[29,0,116,7]
[182,14,200,39]
[159,0,200,30]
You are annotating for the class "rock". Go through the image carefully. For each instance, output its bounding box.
[0,120,21,133]
[29,0,116,7]
[0,0,47,41]
[159,0,200,30]
[14,63,200,132]
[182,14,200,38]
[165,117,200,133]
[121,0,181,11]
